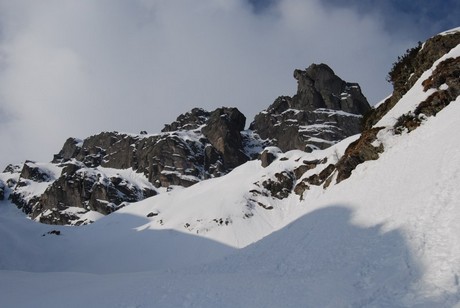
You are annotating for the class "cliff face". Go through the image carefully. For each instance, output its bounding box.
[250,63,371,152]
[53,107,251,188]
[2,106,258,225]
[291,64,370,114]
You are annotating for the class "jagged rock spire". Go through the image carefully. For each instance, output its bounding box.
[250,63,371,152]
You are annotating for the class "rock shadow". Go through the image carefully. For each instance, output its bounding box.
[191,205,446,307]
[0,207,236,274]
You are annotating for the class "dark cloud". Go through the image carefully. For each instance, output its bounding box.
[0,0,456,167]
[322,0,460,40]
[247,0,278,13]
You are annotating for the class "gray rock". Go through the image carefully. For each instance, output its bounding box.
[261,171,295,200]
[3,164,22,174]
[14,105,256,224]
[32,161,158,224]
[162,108,210,132]
[292,64,370,114]
[20,161,52,182]
[250,63,371,152]
[0,180,4,200]
[52,138,82,163]
[202,107,249,169]
[260,147,282,168]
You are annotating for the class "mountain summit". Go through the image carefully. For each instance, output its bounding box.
[250,63,370,152]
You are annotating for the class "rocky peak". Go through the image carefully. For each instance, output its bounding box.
[162,108,210,132]
[292,63,370,114]
[250,63,371,152]
[53,138,82,163]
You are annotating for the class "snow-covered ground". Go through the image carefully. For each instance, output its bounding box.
[1,103,460,306]
[1,33,460,307]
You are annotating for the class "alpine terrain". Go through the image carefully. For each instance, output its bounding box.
[0,27,460,307]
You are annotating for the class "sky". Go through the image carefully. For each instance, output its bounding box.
[0,0,458,167]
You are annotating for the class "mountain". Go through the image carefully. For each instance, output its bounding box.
[250,63,370,152]
[0,27,459,307]
[0,64,370,225]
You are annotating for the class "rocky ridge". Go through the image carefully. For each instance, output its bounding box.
[364,29,460,129]
[4,57,421,225]
[247,29,460,208]
[2,107,258,225]
[57,107,253,185]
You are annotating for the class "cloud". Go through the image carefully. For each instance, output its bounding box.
[0,0,440,167]
[321,0,460,40]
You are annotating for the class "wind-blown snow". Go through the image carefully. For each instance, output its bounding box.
[439,26,460,36]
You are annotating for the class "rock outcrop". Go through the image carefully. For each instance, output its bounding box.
[364,30,460,129]
[53,107,250,188]
[2,161,157,225]
[201,108,248,169]
[250,63,371,152]
[4,106,255,224]
[333,31,460,186]
[34,161,157,225]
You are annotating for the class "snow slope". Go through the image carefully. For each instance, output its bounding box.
[1,102,460,306]
[1,92,460,305]
[1,32,460,307]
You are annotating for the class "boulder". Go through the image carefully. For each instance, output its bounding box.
[261,171,295,200]
[20,161,52,182]
[260,147,282,168]
[201,107,249,169]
